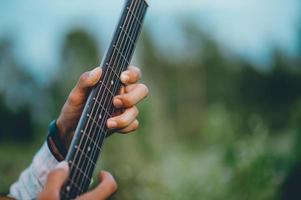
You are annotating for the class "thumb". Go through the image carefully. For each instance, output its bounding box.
[76,171,117,200]
[39,161,69,200]
[67,67,102,106]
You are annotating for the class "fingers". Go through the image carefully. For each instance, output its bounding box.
[68,67,102,106]
[113,83,149,108]
[119,119,139,133]
[37,161,69,200]
[120,66,142,85]
[77,171,117,200]
[107,106,138,129]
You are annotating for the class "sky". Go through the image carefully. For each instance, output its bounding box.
[0,0,300,76]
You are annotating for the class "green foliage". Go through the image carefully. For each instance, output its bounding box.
[0,24,301,200]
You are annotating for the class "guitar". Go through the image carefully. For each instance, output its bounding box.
[60,0,148,199]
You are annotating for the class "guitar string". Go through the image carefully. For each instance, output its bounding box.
[62,1,136,197]
[75,1,146,193]
[62,2,146,197]
[86,0,146,171]
[65,0,139,196]
[75,0,146,193]
[84,0,147,185]
[68,1,136,196]
[63,0,147,197]
[72,0,140,194]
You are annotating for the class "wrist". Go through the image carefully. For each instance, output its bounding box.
[47,120,68,161]
[56,117,73,149]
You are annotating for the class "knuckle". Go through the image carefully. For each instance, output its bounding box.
[79,72,89,83]
[122,95,133,107]
[118,117,129,127]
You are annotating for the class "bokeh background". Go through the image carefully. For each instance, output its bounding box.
[0,0,301,199]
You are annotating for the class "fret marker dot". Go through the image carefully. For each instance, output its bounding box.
[99,114,102,119]
[75,145,78,149]
[111,80,114,85]
[93,97,96,100]
[87,113,90,117]
[81,130,84,133]
[66,186,70,191]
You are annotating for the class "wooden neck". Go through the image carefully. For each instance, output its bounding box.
[60,0,148,199]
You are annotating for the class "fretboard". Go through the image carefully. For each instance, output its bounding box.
[60,0,148,199]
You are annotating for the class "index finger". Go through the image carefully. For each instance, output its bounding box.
[120,66,142,85]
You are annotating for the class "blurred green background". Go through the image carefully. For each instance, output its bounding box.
[0,0,301,199]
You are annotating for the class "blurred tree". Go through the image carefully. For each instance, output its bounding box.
[49,30,102,117]
[0,20,301,200]
[0,38,35,141]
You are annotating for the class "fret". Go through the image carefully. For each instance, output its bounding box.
[118,8,141,59]
[85,114,104,132]
[112,44,131,66]
[127,12,144,59]
[114,5,144,74]
[128,1,144,36]
[74,147,97,166]
[69,164,91,188]
[79,129,103,152]
[105,62,121,78]
[92,97,113,117]
[119,26,136,47]
[66,179,84,193]
[103,2,136,73]
[65,165,86,197]
[61,181,83,199]
[127,5,142,26]
[99,81,117,98]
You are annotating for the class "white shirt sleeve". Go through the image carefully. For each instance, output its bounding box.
[8,142,59,200]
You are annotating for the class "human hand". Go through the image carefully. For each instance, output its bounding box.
[56,66,149,148]
[37,161,117,200]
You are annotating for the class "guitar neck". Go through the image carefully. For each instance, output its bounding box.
[60,0,148,199]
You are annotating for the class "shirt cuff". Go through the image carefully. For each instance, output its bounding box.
[31,142,60,184]
[9,142,59,199]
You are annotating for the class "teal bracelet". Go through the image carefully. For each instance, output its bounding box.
[47,120,68,158]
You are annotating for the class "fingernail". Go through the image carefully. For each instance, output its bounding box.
[56,161,69,171]
[121,73,129,82]
[107,120,117,128]
[114,98,123,108]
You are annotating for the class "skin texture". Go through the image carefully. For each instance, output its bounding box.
[38,66,148,199]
